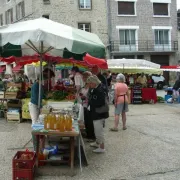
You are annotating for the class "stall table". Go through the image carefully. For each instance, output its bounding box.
[142,88,157,103]
[32,123,81,170]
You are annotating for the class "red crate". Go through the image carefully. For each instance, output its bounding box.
[13,151,36,170]
[13,166,35,180]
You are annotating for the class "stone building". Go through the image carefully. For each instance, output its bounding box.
[0,0,108,45]
[108,0,178,82]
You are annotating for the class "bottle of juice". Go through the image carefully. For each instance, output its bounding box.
[56,115,60,130]
[53,114,57,130]
[44,115,47,130]
[49,114,54,130]
[59,114,65,132]
[68,115,72,131]
[46,114,50,130]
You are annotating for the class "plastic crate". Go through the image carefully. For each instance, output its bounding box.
[165,95,172,101]
[13,151,36,170]
[13,166,35,180]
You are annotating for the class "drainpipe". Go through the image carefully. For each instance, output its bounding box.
[105,0,112,59]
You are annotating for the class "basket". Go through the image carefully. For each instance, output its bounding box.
[12,151,36,170]
[13,166,35,180]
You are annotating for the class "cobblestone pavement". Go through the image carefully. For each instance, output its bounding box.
[1,101,180,180]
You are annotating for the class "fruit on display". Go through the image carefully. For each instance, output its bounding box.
[6,86,19,92]
[51,90,68,101]
[19,153,33,160]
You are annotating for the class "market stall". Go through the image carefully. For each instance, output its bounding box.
[0,18,107,177]
[107,58,161,104]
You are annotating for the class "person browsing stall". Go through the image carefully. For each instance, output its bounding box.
[110,73,129,131]
[86,75,109,153]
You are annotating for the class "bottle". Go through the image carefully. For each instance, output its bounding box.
[46,114,50,130]
[49,114,54,130]
[53,114,57,130]
[59,114,65,132]
[68,115,72,131]
[44,115,47,130]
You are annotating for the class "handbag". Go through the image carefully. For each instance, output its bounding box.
[95,97,109,113]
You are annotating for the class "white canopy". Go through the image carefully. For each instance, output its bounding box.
[0,18,105,57]
[107,59,160,69]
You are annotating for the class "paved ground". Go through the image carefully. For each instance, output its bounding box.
[1,92,180,180]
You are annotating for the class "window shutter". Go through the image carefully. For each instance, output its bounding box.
[22,1,25,17]
[11,9,13,23]
[5,11,8,24]
[16,5,18,20]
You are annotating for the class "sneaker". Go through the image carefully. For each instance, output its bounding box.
[90,142,99,148]
[93,148,105,153]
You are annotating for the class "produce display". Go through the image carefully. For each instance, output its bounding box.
[6,86,19,92]
[48,90,75,101]
[19,153,33,160]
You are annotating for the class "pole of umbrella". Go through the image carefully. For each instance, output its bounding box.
[38,41,43,109]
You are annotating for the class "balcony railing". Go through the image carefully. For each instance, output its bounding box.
[110,40,178,53]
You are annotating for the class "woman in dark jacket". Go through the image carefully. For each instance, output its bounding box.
[86,75,109,153]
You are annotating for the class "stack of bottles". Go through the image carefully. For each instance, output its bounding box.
[44,113,73,132]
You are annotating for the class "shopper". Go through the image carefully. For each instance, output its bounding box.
[110,73,129,131]
[86,75,109,153]
[107,70,112,89]
[80,71,95,141]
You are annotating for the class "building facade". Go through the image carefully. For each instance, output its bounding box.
[108,0,178,82]
[0,0,108,45]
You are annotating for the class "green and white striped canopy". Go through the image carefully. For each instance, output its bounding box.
[0,18,105,58]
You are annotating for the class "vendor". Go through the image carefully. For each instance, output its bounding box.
[29,77,45,124]
[136,73,147,87]
[71,66,84,101]
[172,76,180,101]
[147,75,154,88]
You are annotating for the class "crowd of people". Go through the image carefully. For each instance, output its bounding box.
[70,66,131,153]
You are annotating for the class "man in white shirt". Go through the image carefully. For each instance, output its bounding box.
[71,66,84,100]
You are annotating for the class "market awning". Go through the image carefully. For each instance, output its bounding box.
[84,54,108,69]
[12,65,23,72]
[0,66,6,73]
[160,66,180,72]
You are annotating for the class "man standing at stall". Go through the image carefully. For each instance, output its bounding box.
[71,66,84,101]
[136,73,147,87]
[92,66,108,95]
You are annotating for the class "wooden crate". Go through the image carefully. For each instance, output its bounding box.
[7,113,21,123]
[0,91,4,99]
[5,92,18,99]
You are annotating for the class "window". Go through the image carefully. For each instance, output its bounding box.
[78,23,91,32]
[79,0,91,9]
[16,1,25,20]
[118,2,135,15]
[43,0,50,4]
[153,3,169,16]
[0,14,3,26]
[155,30,169,44]
[119,30,136,45]
[42,14,49,19]
[5,8,13,24]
